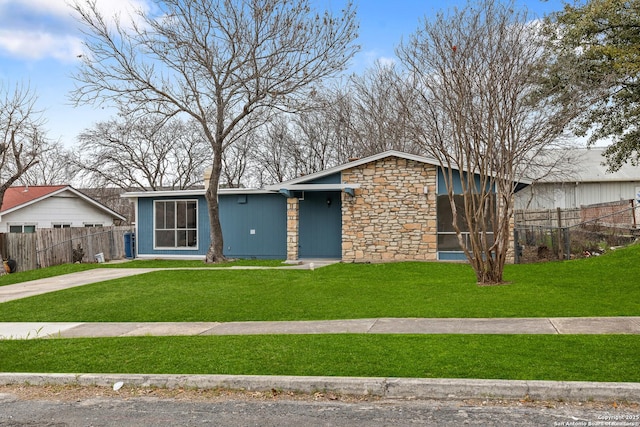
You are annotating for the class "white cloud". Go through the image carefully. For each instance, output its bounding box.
[0,0,152,18]
[0,0,154,62]
[0,29,83,62]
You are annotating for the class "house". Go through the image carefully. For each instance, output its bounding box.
[0,185,127,233]
[122,150,521,262]
[515,148,640,210]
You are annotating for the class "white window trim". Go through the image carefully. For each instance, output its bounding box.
[8,223,37,233]
[153,199,199,250]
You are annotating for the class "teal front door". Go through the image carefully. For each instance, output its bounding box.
[298,191,342,258]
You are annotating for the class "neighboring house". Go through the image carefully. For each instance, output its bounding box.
[122,150,524,262]
[515,148,640,210]
[0,185,127,233]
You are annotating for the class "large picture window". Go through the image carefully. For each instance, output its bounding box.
[154,200,198,248]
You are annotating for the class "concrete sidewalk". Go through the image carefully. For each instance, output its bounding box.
[1,317,639,339]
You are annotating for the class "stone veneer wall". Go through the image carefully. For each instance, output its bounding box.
[341,157,438,262]
[286,197,299,261]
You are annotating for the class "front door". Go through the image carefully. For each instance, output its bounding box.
[298,191,342,258]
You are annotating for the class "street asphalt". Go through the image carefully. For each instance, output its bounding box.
[1,264,639,403]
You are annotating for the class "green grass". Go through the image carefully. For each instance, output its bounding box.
[0,334,637,382]
[1,246,639,381]
[0,259,286,286]
[0,244,638,321]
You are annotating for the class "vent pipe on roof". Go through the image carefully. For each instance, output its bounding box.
[23,185,28,192]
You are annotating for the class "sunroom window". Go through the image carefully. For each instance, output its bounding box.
[154,200,197,248]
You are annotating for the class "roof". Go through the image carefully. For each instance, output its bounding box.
[120,188,278,199]
[1,185,67,212]
[535,148,640,183]
[0,185,126,221]
[267,150,442,189]
[123,150,534,200]
[266,150,531,192]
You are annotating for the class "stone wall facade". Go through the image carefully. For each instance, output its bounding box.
[341,157,438,262]
[286,197,299,261]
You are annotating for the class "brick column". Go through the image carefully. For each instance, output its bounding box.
[286,197,299,261]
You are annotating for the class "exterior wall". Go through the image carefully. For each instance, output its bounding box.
[136,195,210,258]
[0,192,118,233]
[515,181,640,210]
[136,193,286,259]
[341,157,438,262]
[219,193,286,259]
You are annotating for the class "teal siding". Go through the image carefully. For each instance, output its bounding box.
[137,193,285,259]
[437,168,492,195]
[306,172,341,185]
[137,195,209,257]
[219,193,286,259]
[298,191,342,258]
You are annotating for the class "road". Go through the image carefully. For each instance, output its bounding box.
[1,386,639,427]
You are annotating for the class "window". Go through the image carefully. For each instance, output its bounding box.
[154,200,198,248]
[53,223,71,229]
[9,224,36,233]
[437,194,494,252]
[84,223,103,228]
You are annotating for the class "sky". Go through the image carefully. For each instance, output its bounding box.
[0,0,569,149]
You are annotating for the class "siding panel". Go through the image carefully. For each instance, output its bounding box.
[219,193,286,259]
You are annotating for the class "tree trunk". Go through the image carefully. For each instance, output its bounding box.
[204,146,225,263]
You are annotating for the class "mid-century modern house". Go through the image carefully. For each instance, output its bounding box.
[0,185,126,233]
[122,150,522,262]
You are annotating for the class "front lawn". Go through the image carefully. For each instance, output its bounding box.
[0,245,638,321]
[0,334,638,383]
[1,246,639,382]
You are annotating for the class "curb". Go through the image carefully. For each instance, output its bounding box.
[1,373,638,402]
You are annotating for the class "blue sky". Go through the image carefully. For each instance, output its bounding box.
[0,0,568,148]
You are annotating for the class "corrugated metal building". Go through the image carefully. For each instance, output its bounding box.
[515,149,640,210]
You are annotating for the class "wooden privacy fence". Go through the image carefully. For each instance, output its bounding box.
[0,226,133,273]
[515,200,638,229]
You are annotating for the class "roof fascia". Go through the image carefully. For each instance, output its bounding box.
[277,150,441,186]
[120,188,275,199]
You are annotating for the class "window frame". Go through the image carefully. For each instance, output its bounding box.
[153,199,198,250]
[8,224,37,233]
[436,194,494,254]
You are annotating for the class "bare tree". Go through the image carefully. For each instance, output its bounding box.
[70,0,359,262]
[348,61,420,156]
[250,96,348,186]
[397,0,578,284]
[72,114,211,190]
[17,140,75,186]
[250,114,298,185]
[0,81,48,208]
